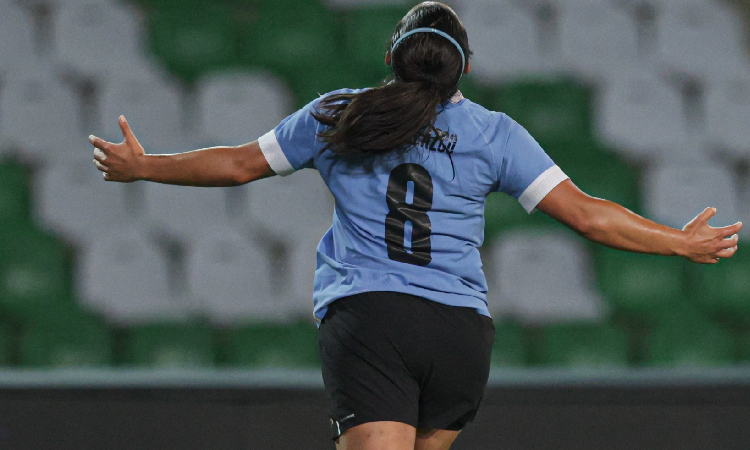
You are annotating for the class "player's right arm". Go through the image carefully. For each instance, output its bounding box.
[88,115,275,186]
[537,179,742,264]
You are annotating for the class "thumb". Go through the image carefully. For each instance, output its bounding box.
[118,115,138,144]
[684,207,716,231]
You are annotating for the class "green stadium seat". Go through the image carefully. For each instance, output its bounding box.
[458,75,495,107]
[0,226,73,324]
[121,323,215,368]
[737,332,750,363]
[240,0,340,79]
[0,158,31,229]
[490,321,527,367]
[0,322,12,366]
[484,193,561,243]
[342,6,410,81]
[147,5,237,82]
[644,309,735,367]
[536,323,630,368]
[594,247,688,320]
[491,79,593,147]
[220,321,320,368]
[19,309,112,367]
[286,60,375,109]
[690,241,750,318]
[558,149,642,214]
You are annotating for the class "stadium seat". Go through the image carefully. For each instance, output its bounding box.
[143,182,230,243]
[78,227,189,324]
[0,226,74,324]
[490,321,527,367]
[99,74,187,153]
[147,4,237,82]
[240,0,339,79]
[0,1,37,80]
[690,240,750,318]
[459,0,541,84]
[34,156,130,246]
[286,57,379,109]
[596,68,691,161]
[488,228,609,324]
[0,158,32,229]
[120,322,215,367]
[644,309,735,367]
[559,149,642,214]
[0,74,84,162]
[187,226,281,324]
[219,322,320,368]
[19,309,113,367]
[196,71,293,146]
[483,193,559,243]
[656,1,749,82]
[342,5,410,80]
[706,76,750,158]
[0,323,10,366]
[491,79,593,148]
[324,0,411,7]
[594,247,687,320]
[244,169,334,309]
[557,1,639,83]
[643,162,740,232]
[536,323,630,368]
[53,2,145,80]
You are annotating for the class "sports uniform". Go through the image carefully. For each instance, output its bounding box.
[258,87,568,438]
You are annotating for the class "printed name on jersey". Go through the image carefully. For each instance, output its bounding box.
[417,127,458,154]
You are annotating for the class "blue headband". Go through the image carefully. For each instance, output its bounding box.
[390,27,466,78]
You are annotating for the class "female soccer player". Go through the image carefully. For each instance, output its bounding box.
[89,2,741,449]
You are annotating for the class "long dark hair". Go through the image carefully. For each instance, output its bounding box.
[311,2,471,157]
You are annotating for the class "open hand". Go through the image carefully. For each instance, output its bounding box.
[89,115,145,182]
[682,207,742,264]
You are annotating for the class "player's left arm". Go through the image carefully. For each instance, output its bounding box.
[89,115,275,186]
[537,179,742,264]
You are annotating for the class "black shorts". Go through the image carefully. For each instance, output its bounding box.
[318,291,495,439]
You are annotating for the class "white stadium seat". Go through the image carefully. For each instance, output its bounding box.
[244,169,334,308]
[197,71,293,146]
[99,75,187,153]
[143,182,230,243]
[558,2,640,82]
[0,74,84,162]
[706,76,750,158]
[34,156,130,247]
[596,68,692,160]
[656,2,749,81]
[643,162,741,233]
[488,229,609,324]
[187,226,285,324]
[458,0,542,84]
[79,227,190,324]
[0,1,37,79]
[52,2,145,79]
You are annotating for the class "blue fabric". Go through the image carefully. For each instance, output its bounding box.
[271,89,556,321]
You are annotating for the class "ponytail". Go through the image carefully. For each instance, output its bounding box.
[311,2,471,158]
[312,81,445,156]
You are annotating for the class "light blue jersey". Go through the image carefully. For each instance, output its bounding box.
[258,89,568,321]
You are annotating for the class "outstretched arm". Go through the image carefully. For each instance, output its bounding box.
[88,115,275,186]
[537,180,742,264]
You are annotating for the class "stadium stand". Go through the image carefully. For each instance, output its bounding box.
[0,0,747,368]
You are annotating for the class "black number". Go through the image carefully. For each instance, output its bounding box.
[385,164,433,266]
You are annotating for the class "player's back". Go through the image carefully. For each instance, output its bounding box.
[258,89,565,321]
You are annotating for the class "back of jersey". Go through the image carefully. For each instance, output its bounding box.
[257,89,567,321]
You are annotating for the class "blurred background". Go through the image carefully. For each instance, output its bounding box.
[1,0,750,447]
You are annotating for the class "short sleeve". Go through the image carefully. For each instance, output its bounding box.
[257,98,323,176]
[493,117,569,213]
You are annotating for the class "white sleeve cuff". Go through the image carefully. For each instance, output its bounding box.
[258,130,295,176]
[518,165,569,213]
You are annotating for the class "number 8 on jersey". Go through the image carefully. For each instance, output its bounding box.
[385,163,434,266]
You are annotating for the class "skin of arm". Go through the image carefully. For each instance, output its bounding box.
[89,115,275,187]
[537,179,743,264]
